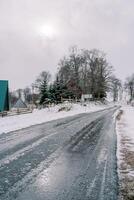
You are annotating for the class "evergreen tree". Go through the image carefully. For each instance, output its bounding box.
[52,77,63,103]
[48,84,55,103]
[39,80,48,105]
[48,75,75,103]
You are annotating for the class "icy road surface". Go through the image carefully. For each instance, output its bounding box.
[0,107,118,200]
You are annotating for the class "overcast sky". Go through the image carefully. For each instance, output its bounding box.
[0,0,134,90]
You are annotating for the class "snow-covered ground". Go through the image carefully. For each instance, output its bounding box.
[0,102,110,135]
[116,105,134,199]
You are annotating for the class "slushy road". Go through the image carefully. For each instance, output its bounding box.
[0,107,119,200]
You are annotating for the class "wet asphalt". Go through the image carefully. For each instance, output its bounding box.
[0,107,119,200]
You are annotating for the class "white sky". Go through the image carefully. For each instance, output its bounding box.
[0,0,134,90]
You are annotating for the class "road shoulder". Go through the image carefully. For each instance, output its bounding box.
[116,106,134,200]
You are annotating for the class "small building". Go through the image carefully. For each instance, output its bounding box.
[81,94,93,102]
[13,98,27,109]
[0,80,9,112]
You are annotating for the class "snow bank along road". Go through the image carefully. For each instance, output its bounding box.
[0,107,119,200]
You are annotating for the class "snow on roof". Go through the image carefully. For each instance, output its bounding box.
[13,98,27,109]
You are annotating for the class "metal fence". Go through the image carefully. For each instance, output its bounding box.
[0,108,32,118]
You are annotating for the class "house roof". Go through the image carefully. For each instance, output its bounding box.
[0,80,9,112]
[13,98,27,109]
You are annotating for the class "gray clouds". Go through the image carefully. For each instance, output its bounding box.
[0,0,134,89]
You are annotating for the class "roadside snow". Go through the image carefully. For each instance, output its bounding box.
[117,105,134,162]
[116,105,134,199]
[0,102,110,135]
[122,106,134,151]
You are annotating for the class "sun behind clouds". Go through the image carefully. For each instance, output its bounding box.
[39,23,59,39]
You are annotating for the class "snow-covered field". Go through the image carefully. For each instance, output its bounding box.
[0,102,110,135]
[116,105,134,199]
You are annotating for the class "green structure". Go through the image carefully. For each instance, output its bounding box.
[0,80,9,112]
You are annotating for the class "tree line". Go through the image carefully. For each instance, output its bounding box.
[10,46,134,106]
[125,74,134,102]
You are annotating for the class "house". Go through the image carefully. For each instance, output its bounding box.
[12,98,27,109]
[0,80,9,112]
[81,94,93,102]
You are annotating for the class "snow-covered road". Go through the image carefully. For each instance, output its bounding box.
[0,106,118,200]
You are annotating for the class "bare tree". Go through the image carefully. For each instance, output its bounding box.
[23,87,32,104]
[80,49,113,99]
[125,74,134,102]
[16,89,23,99]
[9,91,18,106]
[55,46,116,101]
[110,76,122,102]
